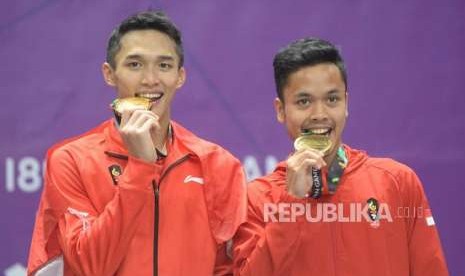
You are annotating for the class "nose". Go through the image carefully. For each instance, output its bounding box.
[141,67,160,87]
[310,101,328,121]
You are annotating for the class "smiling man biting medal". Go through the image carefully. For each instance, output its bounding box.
[233,38,449,276]
[27,10,246,276]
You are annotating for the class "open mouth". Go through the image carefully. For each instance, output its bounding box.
[135,92,164,103]
[302,128,332,136]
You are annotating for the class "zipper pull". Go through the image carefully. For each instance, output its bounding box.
[152,180,159,194]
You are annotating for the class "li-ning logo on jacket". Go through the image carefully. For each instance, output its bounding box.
[183,175,204,185]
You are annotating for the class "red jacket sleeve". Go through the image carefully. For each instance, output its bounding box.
[233,181,304,276]
[203,148,247,244]
[28,148,161,276]
[202,148,247,275]
[401,169,449,276]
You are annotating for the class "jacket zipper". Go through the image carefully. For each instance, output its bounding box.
[153,180,159,276]
[152,154,190,276]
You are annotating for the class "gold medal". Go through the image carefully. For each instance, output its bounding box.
[294,134,332,154]
[110,97,152,115]
[110,97,152,125]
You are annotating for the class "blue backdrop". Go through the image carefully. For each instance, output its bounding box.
[1,1,464,275]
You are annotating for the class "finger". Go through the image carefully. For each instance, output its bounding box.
[120,109,136,128]
[125,109,146,128]
[129,110,158,128]
[135,109,159,120]
[300,149,326,167]
[288,154,326,175]
[122,106,153,127]
[139,111,160,131]
[288,149,315,166]
[294,148,324,160]
[301,148,325,158]
[130,112,148,129]
[145,111,160,123]
[139,116,158,132]
[287,156,316,176]
[289,149,324,167]
[301,158,325,172]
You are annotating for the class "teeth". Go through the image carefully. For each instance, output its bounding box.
[311,128,330,135]
[137,93,163,100]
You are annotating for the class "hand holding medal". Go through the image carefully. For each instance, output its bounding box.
[110,97,160,162]
[293,130,332,199]
[285,129,330,199]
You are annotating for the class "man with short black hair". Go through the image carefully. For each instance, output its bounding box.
[28,10,246,276]
[233,37,448,276]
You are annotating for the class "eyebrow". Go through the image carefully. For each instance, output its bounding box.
[124,54,175,62]
[293,89,342,98]
[327,89,342,95]
[295,92,311,98]
[157,55,175,61]
[124,54,143,60]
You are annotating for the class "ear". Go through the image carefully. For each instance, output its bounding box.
[274,97,285,123]
[102,62,116,87]
[175,67,186,89]
[345,91,349,117]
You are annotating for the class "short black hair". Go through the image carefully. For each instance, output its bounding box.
[106,10,184,68]
[273,37,347,101]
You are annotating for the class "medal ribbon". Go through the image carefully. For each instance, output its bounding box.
[309,146,348,198]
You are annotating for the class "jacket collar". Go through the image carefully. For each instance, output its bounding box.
[103,118,207,162]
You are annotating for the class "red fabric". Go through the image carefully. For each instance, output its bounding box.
[28,119,247,276]
[233,145,449,276]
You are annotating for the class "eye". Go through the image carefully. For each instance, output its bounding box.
[159,62,173,70]
[296,98,310,107]
[328,95,340,104]
[126,61,142,69]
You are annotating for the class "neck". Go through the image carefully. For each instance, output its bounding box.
[151,116,170,151]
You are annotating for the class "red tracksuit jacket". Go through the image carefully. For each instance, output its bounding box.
[28,119,247,276]
[233,145,448,276]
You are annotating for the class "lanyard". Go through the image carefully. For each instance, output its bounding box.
[309,146,348,198]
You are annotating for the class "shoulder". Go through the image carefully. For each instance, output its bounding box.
[360,156,424,196]
[172,121,240,165]
[364,157,417,180]
[47,121,109,163]
[344,145,419,184]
